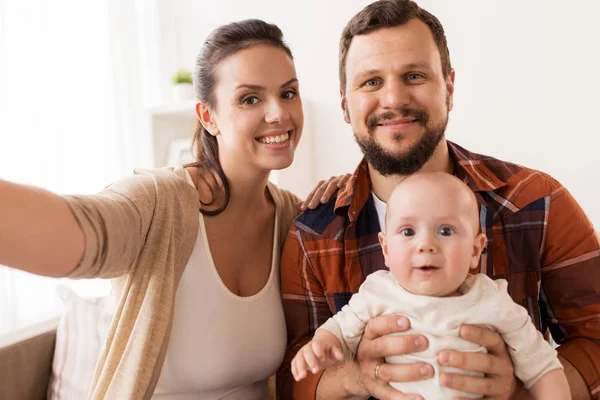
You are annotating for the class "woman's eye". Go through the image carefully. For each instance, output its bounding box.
[439,227,454,236]
[281,90,297,100]
[242,96,260,105]
[401,228,415,237]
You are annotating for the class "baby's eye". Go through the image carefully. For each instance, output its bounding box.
[401,228,415,237]
[439,227,454,236]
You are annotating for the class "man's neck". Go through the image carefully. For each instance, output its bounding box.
[369,138,453,202]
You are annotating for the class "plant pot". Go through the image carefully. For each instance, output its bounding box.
[172,83,194,102]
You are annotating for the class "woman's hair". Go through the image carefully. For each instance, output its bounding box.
[190,19,293,216]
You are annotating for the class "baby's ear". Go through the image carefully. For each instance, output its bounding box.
[471,233,488,269]
[378,232,389,263]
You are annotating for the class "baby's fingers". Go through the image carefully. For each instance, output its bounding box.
[291,354,309,381]
[331,345,344,361]
[302,344,322,374]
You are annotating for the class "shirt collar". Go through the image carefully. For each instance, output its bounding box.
[335,141,507,221]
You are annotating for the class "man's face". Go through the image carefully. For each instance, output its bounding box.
[342,19,455,176]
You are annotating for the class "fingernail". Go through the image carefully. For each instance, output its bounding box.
[415,336,427,348]
[397,317,408,329]
[420,364,432,376]
[309,202,315,208]
[441,373,453,386]
[301,205,307,210]
[461,325,474,336]
[320,196,326,203]
[438,351,450,364]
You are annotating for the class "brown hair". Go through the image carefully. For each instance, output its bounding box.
[339,0,451,92]
[190,19,293,216]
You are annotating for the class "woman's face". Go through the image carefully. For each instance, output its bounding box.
[208,44,303,176]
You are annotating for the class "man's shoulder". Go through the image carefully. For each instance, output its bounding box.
[294,194,347,238]
[458,144,559,206]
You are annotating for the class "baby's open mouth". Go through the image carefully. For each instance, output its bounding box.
[416,265,439,271]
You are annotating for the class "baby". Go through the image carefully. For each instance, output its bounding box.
[291,172,570,399]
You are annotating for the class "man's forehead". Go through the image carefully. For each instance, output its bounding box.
[345,21,440,75]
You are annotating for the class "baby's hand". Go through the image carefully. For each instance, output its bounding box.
[291,330,345,381]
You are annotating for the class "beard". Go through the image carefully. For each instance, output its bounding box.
[352,100,449,177]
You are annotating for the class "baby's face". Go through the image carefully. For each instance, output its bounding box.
[379,173,486,297]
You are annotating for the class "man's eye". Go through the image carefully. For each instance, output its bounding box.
[406,73,424,81]
[242,96,260,105]
[364,79,380,87]
[401,228,415,237]
[439,227,454,236]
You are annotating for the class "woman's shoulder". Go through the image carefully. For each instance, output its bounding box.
[96,165,197,213]
[267,182,300,214]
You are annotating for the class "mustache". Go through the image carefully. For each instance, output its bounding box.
[366,108,429,131]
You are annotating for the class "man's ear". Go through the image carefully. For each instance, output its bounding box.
[446,69,456,112]
[378,232,389,265]
[195,102,219,136]
[470,232,487,270]
[340,91,350,124]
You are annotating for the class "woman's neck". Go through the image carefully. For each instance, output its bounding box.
[218,164,273,217]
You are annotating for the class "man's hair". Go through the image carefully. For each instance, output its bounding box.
[339,0,451,91]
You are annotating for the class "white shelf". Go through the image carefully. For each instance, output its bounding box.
[148,101,196,117]
[147,101,198,168]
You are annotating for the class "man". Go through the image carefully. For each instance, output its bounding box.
[278,1,600,399]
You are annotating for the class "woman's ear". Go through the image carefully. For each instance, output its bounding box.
[196,102,219,136]
[470,233,488,270]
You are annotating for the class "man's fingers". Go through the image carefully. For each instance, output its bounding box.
[460,325,507,356]
[439,372,503,396]
[363,334,428,359]
[363,315,410,340]
[367,381,424,400]
[374,362,434,383]
[437,349,507,376]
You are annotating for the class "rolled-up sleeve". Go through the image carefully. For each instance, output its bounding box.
[62,174,156,279]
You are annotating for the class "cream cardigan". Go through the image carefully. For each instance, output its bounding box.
[62,166,299,399]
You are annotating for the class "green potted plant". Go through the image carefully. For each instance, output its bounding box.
[171,69,194,101]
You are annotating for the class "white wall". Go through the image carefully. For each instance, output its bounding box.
[158,0,600,227]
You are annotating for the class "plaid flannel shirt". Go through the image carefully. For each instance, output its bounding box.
[278,141,600,399]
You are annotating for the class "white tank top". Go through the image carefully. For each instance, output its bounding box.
[152,174,287,399]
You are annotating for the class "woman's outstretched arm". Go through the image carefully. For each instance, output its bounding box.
[0,179,84,277]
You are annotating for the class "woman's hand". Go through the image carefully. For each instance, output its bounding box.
[437,325,520,399]
[301,174,352,210]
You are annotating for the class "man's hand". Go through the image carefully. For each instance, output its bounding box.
[354,315,434,400]
[437,325,521,400]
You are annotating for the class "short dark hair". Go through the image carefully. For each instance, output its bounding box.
[191,19,293,215]
[339,0,451,91]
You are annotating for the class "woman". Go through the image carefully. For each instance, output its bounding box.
[0,19,345,399]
